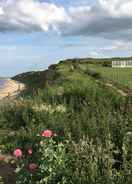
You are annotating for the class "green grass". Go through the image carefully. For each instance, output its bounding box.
[79,63,132,90]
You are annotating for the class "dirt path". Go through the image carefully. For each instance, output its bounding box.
[105,82,128,97]
[95,80,130,97]
[81,67,131,97]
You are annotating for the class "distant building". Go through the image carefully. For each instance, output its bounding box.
[112,60,132,68]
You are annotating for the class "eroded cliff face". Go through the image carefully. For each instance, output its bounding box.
[12,64,58,94]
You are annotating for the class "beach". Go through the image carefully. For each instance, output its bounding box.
[0,79,25,100]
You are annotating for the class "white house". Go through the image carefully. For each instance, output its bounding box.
[112,60,132,68]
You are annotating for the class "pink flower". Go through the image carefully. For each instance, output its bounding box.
[28,148,33,155]
[41,129,53,138]
[28,163,37,173]
[13,148,22,158]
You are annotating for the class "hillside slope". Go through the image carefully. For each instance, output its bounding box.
[12,57,132,95]
[0,57,132,184]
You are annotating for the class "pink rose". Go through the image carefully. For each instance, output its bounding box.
[13,148,22,158]
[41,130,53,138]
[28,148,33,155]
[28,163,37,172]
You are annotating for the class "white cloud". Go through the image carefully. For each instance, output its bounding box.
[100,0,132,17]
[100,41,132,51]
[62,0,132,40]
[89,51,100,58]
[0,0,132,41]
[0,0,70,32]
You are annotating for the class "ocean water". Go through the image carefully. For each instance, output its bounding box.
[0,79,6,89]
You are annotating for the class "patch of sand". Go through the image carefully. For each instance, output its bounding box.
[0,79,25,100]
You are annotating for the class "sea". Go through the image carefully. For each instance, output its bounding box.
[0,79,6,89]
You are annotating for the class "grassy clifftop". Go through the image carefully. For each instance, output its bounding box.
[0,57,131,184]
[12,57,132,94]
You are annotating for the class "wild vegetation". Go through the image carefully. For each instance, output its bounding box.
[0,58,132,184]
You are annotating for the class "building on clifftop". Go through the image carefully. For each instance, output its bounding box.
[112,60,132,68]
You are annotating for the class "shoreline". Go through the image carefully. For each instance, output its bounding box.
[0,79,25,100]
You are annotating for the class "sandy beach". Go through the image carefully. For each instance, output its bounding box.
[0,79,25,100]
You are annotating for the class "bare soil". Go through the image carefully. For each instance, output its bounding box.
[0,163,16,184]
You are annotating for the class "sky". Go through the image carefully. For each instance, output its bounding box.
[0,0,132,76]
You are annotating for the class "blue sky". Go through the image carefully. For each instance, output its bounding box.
[0,0,132,76]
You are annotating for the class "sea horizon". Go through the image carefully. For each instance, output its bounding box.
[0,78,8,89]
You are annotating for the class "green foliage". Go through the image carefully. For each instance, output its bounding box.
[15,133,70,184]
[84,68,102,79]
[0,58,132,183]
[0,176,4,184]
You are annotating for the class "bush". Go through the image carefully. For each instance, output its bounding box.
[15,129,71,184]
[13,130,132,184]
[84,69,102,79]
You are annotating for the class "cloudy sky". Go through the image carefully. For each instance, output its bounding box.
[0,0,132,76]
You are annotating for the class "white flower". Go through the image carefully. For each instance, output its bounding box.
[32,103,66,113]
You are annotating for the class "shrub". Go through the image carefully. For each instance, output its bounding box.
[85,69,102,79]
[15,129,71,184]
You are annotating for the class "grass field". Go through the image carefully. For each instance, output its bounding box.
[79,63,132,90]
